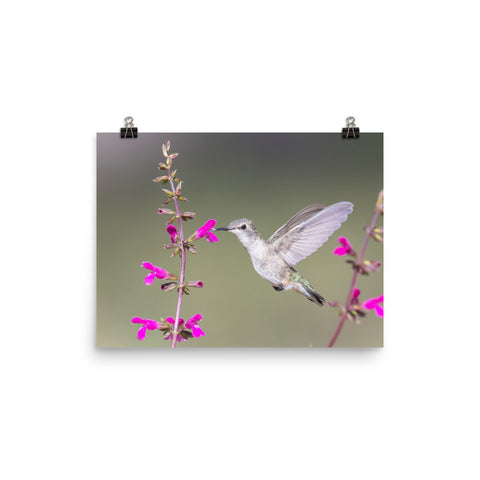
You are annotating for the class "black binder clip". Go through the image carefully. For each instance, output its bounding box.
[120,116,138,138]
[342,116,360,138]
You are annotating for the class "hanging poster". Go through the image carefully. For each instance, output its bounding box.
[97,133,383,347]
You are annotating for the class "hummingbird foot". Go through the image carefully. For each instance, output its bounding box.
[272,285,284,292]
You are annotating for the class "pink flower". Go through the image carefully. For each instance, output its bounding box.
[141,261,171,285]
[333,236,354,256]
[164,317,185,344]
[167,225,178,243]
[163,314,205,342]
[352,288,360,303]
[131,316,159,340]
[362,295,384,318]
[195,219,218,242]
[185,314,205,338]
[165,317,185,328]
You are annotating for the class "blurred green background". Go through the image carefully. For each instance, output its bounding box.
[97,133,383,347]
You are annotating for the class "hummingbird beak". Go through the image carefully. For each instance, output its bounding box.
[213,227,230,231]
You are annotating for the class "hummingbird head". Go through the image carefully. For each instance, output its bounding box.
[214,218,259,247]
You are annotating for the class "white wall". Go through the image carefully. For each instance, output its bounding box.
[1,1,478,479]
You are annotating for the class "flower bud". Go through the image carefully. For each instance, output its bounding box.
[186,244,197,254]
[181,212,196,221]
[363,260,381,273]
[175,181,182,196]
[376,190,384,214]
[158,208,175,215]
[153,176,169,183]
[161,282,178,292]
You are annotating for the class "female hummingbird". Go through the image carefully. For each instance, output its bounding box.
[214,202,353,306]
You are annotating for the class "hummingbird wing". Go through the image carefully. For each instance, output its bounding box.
[267,202,354,266]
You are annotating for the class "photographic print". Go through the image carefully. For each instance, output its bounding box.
[97,133,383,347]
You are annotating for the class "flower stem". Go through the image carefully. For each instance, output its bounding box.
[327,190,383,348]
[168,172,186,348]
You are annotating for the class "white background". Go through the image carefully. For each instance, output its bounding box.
[1,1,479,479]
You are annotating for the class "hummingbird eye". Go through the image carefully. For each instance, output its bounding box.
[241,224,247,230]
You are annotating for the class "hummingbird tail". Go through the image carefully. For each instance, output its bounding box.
[288,267,326,306]
[303,284,326,306]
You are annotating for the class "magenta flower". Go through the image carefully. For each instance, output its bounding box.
[164,317,185,344]
[164,333,184,344]
[352,288,360,303]
[363,295,384,318]
[167,225,178,243]
[185,314,205,338]
[333,236,354,256]
[195,219,219,242]
[141,262,172,286]
[163,314,205,342]
[131,316,160,340]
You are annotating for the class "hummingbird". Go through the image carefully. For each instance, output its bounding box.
[214,202,353,306]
